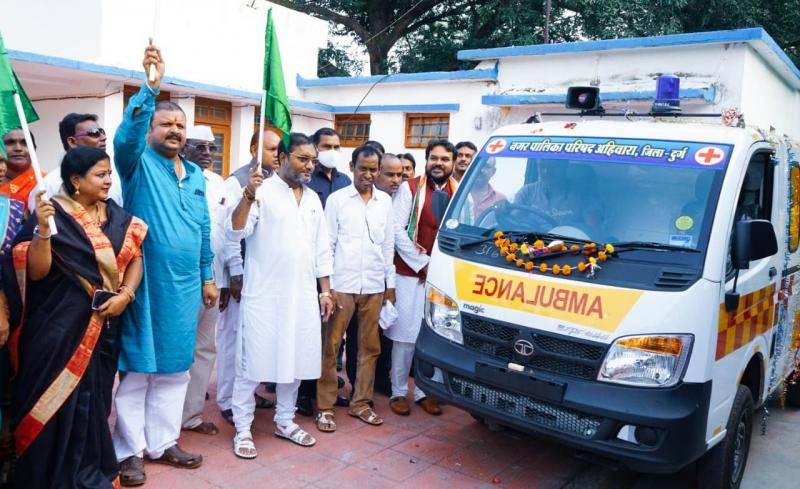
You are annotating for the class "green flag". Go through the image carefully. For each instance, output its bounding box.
[262,9,291,147]
[0,31,39,157]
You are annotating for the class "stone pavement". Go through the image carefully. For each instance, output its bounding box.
[130,380,800,489]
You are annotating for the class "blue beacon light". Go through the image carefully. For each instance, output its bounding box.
[652,74,681,113]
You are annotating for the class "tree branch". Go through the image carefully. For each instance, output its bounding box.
[269,0,370,40]
[405,0,482,33]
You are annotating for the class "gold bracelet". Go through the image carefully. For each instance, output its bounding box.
[243,188,256,202]
[118,284,135,303]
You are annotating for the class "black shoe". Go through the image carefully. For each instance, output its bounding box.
[255,393,275,409]
[220,409,234,426]
[120,456,146,486]
[334,395,350,407]
[296,396,314,416]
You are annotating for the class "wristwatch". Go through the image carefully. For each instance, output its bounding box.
[33,225,52,239]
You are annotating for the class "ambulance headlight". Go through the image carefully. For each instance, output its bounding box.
[598,335,693,388]
[425,285,463,344]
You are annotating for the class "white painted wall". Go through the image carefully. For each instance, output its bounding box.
[1,0,326,98]
[740,46,799,137]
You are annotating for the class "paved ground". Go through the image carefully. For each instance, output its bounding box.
[127,379,800,489]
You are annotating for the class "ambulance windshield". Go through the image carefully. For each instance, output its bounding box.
[447,136,730,251]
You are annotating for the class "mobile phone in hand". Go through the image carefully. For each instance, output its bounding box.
[91,290,118,311]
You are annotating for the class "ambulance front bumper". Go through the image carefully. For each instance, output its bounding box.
[414,325,712,473]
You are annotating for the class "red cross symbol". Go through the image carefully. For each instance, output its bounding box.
[486,138,506,154]
[695,146,725,166]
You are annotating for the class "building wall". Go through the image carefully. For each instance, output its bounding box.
[1,0,327,175]
[740,47,799,138]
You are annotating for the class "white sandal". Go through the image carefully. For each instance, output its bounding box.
[275,422,316,447]
[233,431,258,459]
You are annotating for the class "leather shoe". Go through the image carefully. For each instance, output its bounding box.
[389,396,411,416]
[296,395,314,416]
[119,456,146,486]
[148,445,203,469]
[417,397,442,416]
[334,394,350,407]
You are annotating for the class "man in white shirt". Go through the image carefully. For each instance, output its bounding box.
[30,113,123,209]
[216,128,281,423]
[315,145,395,432]
[228,132,334,457]
[180,125,227,436]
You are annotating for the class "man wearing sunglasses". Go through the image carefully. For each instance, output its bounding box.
[29,113,122,211]
[179,125,228,438]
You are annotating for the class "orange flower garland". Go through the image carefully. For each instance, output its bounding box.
[493,231,615,277]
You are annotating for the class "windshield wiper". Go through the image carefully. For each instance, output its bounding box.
[612,241,701,253]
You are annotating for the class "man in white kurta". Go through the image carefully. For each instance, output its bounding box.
[181,125,228,435]
[227,133,334,457]
[216,129,281,422]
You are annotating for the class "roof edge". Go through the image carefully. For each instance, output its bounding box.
[296,66,497,88]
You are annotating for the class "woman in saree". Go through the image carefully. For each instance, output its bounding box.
[11,146,147,488]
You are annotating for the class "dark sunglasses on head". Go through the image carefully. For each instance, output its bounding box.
[73,128,106,138]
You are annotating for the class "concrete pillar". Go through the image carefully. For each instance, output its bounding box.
[231,104,255,171]
[172,93,196,128]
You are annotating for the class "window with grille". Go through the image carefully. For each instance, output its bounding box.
[335,114,371,147]
[195,98,232,176]
[405,113,449,148]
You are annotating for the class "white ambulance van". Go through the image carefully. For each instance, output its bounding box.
[413,85,800,489]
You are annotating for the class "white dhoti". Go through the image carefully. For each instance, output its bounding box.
[113,371,191,460]
[387,274,427,399]
[385,274,425,343]
[215,299,240,412]
[182,305,219,428]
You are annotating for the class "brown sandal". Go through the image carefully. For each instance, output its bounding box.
[147,445,203,469]
[182,421,219,435]
[349,406,384,426]
[315,410,337,432]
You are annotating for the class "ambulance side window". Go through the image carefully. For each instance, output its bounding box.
[726,152,774,279]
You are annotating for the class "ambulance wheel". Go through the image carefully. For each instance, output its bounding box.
[787,373,800,407]
[697,385,754,489]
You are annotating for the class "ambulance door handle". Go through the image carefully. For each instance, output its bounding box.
[769,267,777,278]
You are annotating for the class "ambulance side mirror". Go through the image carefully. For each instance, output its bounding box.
[431,190,450,225]
[726,219,778,312]
[732,219,778,269]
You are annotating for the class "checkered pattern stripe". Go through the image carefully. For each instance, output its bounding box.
[716,283,777,360]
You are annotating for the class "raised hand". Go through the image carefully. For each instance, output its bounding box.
[35,190,55,234]
[143,38,165,90]
[245,161,264,198]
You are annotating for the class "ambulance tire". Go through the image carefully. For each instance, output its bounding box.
[696,385,754,489]
[787,373,800,407]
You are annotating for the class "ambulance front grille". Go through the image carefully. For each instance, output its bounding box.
[449,375,601,438]
[461,314,606,380]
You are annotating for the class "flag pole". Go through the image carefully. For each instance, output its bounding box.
[255,90,266,169]
[148,0,159,82]
[12,91,57,234]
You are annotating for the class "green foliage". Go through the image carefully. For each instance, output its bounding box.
[318,40,364,78]
[274,0,800,74]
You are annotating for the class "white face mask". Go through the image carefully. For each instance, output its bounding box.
[317,149,341,169]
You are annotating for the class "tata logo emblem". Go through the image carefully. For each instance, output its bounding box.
[514,339,535,357]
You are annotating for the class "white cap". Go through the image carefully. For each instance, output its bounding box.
[186,125,215,142]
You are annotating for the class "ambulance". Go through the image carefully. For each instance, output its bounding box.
[413,82,800,489]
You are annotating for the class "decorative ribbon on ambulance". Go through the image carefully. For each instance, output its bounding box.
[454,260,642,332]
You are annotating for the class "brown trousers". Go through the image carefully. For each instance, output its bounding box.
[317,292,383,411]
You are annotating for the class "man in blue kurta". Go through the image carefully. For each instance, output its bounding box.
[111,42,218,486]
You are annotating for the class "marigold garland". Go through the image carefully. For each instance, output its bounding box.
[493,230,615,277]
